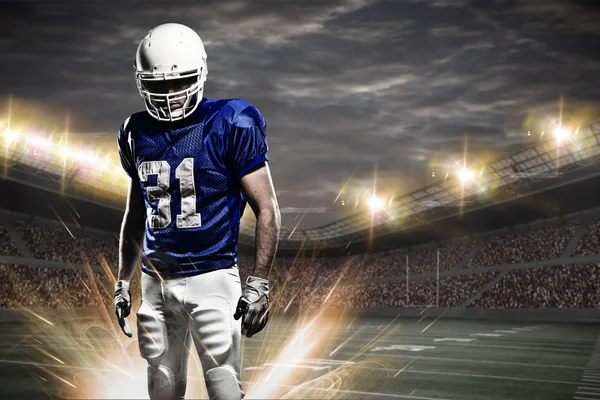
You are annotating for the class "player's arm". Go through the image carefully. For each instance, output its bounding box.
[240,162,281,280]
[116,118,145,282]
[114,118,145,338]
[235,162,280,337]
[114,176,146,338]
[118,176,146,282]
[226,104,280,337]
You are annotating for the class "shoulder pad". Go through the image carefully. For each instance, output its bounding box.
[224,99,264,128]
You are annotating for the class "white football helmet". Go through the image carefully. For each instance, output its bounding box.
[134,23,208,122]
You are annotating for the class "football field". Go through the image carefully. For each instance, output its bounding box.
[0,311,599,399]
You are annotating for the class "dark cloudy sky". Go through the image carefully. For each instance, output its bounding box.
[1,0,599,228]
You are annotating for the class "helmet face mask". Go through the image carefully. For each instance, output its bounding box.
[137,73,203,121]
[134,23,208,122]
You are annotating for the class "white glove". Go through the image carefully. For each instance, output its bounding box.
[233,276,269,338]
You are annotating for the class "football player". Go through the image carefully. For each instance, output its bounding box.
[113,23,281,400]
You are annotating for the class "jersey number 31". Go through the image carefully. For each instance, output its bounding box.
[138,158,201,230]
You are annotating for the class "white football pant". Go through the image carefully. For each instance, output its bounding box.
[136,266,244,400]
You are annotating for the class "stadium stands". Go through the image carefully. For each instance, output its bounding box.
[12,219,118,266]
[0,220,21,257]
[470,264,600,308]
[573,217,600,257]
[0,209,599,311]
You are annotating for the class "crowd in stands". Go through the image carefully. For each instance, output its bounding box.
[468,222,579,268]
[470,264,600,308]
[12,219,118,267]
[282,271,498,309]
[573,217,600,257]
[0,221,21,257]
[0,263,123,310]
[0,214,599,311]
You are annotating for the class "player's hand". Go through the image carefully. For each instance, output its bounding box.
[114,280,133,338]
[234,276,269,338]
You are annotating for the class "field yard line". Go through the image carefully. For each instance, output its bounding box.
[242,338,593,355]
[316,354,587,370]
[400,368,579,385]
[252,331,599,348]
[244,355,587,373]
[237,380,453,400]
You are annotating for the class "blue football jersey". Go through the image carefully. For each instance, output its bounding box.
[117,98,268,276]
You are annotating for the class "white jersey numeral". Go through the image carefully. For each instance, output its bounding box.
[175,158,201,229]
[138,158,201,230]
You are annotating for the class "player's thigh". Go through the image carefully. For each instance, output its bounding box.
[185,267,242,364]
[137,273,191,370]
[186,267,244,399]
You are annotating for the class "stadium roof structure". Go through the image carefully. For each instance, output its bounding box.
[240,119,600,248]
[2,117,600,250]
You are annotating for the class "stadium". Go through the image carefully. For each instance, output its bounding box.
[1,104,600,400]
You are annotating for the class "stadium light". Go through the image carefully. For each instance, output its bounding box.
[552,126,571,142]
[367,196,384,211]
[59,146,70,159]
[26,135,53,148]
[0,103,134,204]
[3,127,18,144]
[74,150,99,164]
[457,167,475,184]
